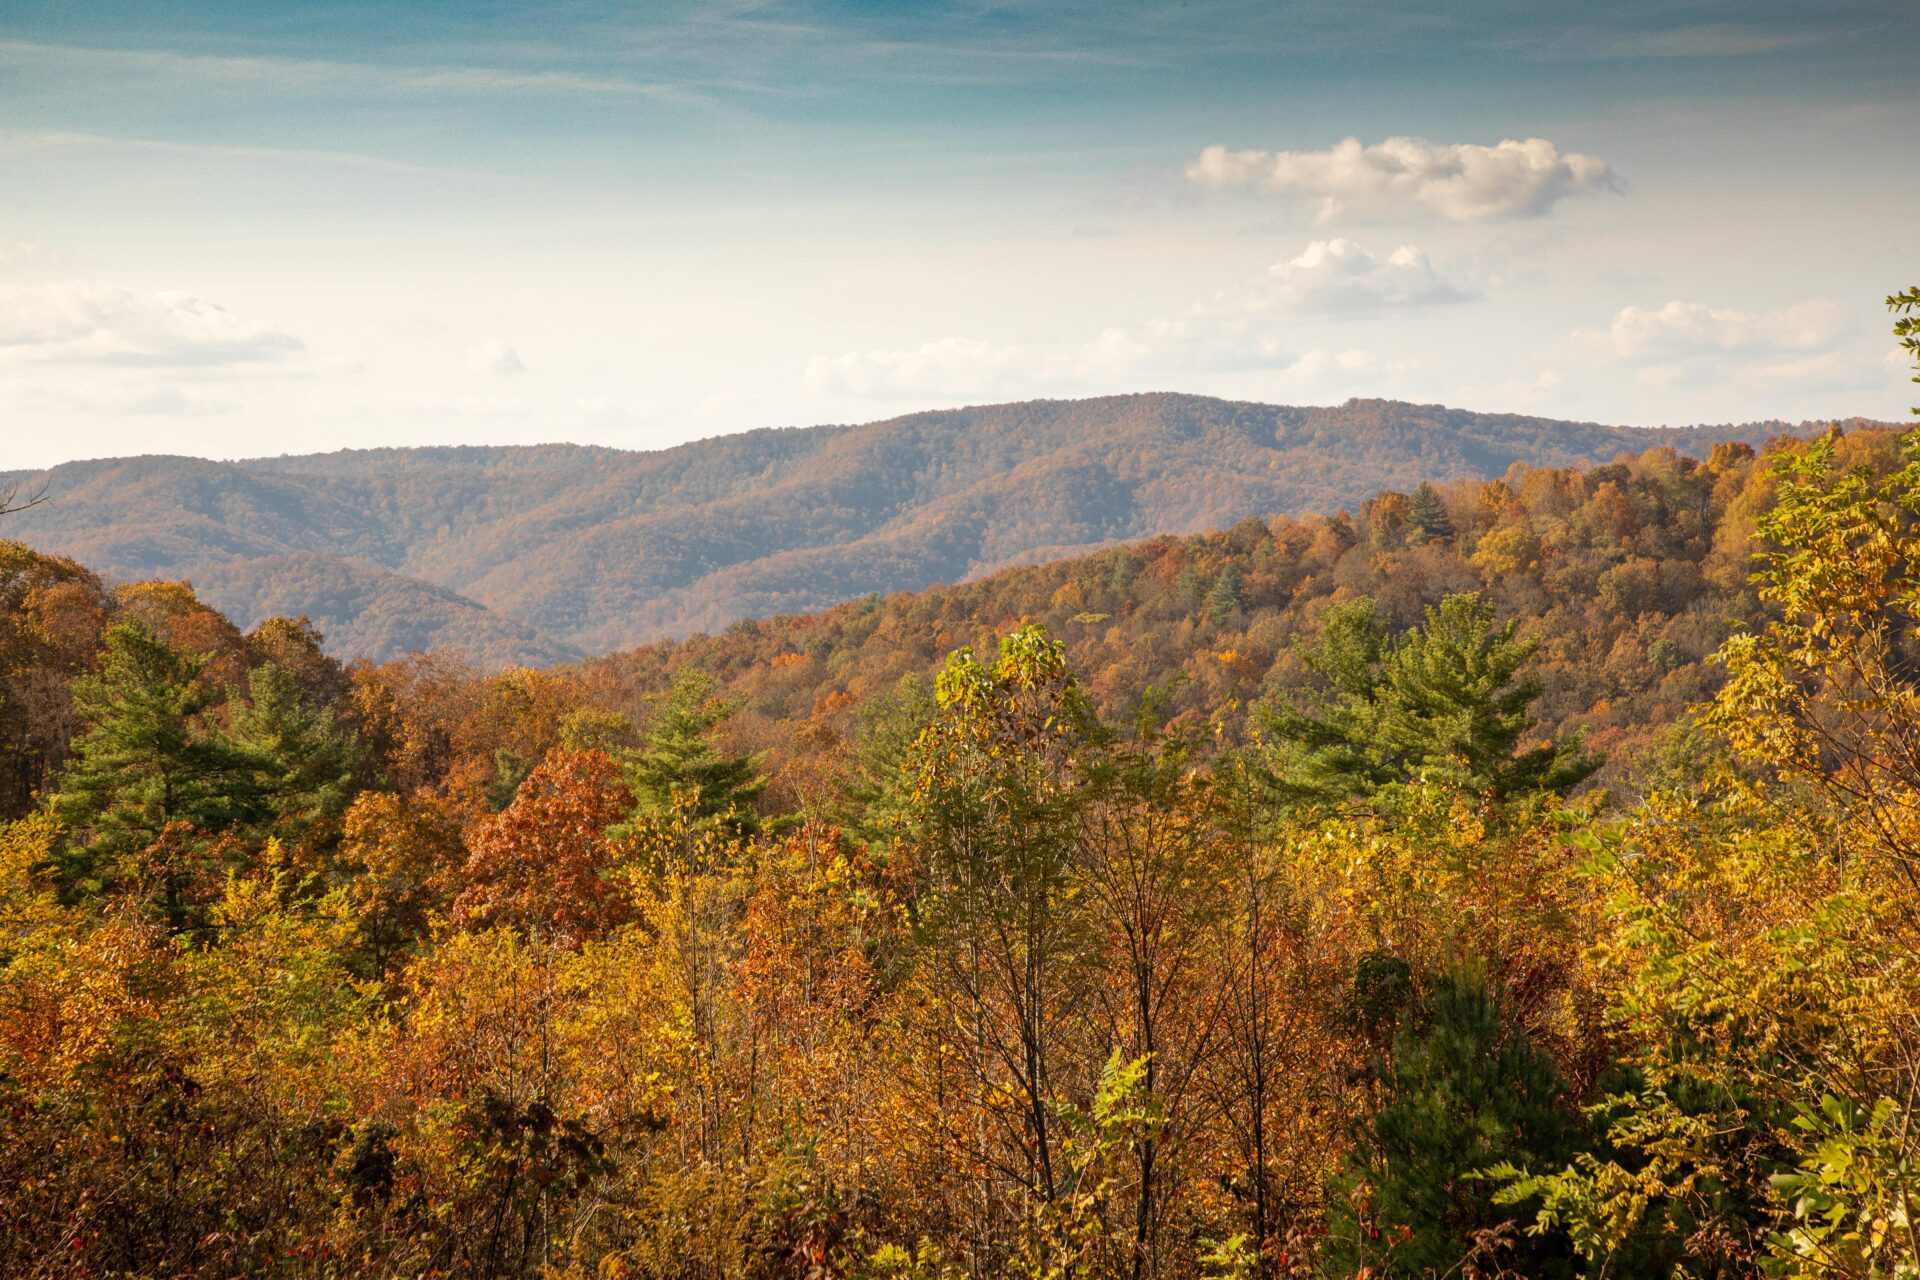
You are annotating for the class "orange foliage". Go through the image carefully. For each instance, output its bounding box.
[452,749,634,940]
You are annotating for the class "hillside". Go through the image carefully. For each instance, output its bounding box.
[5,421,1918,1280]
[188,553,584,671]
[0,394,1837,665]
[577,429,1894,801]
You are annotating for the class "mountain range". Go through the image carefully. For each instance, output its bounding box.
[0,394,1835,666]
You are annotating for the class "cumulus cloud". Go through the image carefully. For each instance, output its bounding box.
[1185,136,1617,223]
[465,339,526,376]
[1607,298,1841,361]
[0,280,302,365]
[1201,239,1472,316]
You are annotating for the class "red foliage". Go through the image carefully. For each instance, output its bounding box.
[450,749,633,941]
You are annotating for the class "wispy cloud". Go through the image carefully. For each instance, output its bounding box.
[0,39,698,102]
[0,280,303,366]
[0,129,440,175]
[1521,22,1831,61]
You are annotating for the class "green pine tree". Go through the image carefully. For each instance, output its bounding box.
[1408,481,1456,544]
[1258,593,1599,810]
[54,621,271,900]
[621,667,769,837]
[1173,564,1201,614]
[833,672,937,851]
[1206,563,1247,624]
[483,747,533,813]
[1325,974,1584,1279]
[229,660,357,850]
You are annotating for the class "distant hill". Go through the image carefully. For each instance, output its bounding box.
[0,394,1841,665]
[187,554,584,671]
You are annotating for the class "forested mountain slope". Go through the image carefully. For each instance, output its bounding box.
[585,430,1891,801]
[6,420,1920,1280]
[0,395,1835,664]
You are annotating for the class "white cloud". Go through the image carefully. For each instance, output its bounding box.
[1112,240,1465,371]
[1607,298,1841,361]
[0,280,303,365]
[1581,297,1902,401]
[802,337,1029,398]
[802,240,1460,401]
[466,339,527,376]
[1185,136,1617,223]
[1200,239,1472,316]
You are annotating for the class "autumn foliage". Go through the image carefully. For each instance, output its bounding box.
[2,296,1918,1278]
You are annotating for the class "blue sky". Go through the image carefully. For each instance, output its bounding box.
[1,1,1915,466]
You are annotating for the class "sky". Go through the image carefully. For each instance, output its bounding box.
[1,0,1916,469]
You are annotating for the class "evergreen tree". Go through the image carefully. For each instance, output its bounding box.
[54,621,270,893]
[621,667,768,837]
[1407,481,1455,544]
[1256,598,1392,806]
[229,661,356,851]
[1206,563,1247,625]
[1326,974,1584,1279]
[483,747,532,813]
[833,672,936,850]
[1173,564,1201,616]
[1258,593,1599,809]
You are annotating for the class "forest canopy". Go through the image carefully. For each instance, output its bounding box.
[0,294,1918,1278]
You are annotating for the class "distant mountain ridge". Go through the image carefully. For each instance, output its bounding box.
[0,394,1846,665]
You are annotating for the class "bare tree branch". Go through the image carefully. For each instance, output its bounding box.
[0,477,48,518]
